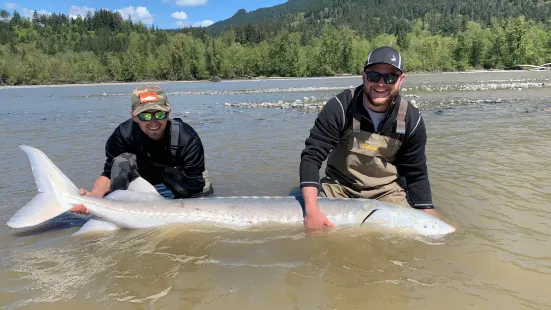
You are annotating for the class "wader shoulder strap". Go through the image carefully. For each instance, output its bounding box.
[352,90,362,134]
[396,97,408,135]
[170,119,180,158]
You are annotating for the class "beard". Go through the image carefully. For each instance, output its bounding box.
[138,122,166,141]
[145,130,163,141]
[366,86,400,107]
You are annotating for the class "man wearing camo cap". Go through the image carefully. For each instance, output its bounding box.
[72,85,213,214]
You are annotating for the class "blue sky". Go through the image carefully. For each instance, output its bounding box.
[2,0,287,29]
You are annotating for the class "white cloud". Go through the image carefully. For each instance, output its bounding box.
[171,11,188,20]
[191,19,213,27]
[175,0,208,7]
[116,6,153,24]
[3,2,49,17]
[177,19,213,28]
[68,5,96,19]
[4,2,17,10]
[21,8,50,17]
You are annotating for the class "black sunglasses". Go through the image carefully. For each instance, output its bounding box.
[364,71,401,84]
[137,111,168,121]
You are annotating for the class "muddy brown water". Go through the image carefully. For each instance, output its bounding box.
[0,71,550,309]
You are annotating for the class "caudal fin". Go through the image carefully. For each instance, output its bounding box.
[7,145,79,228]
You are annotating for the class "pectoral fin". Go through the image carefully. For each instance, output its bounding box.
[73,217,120,235]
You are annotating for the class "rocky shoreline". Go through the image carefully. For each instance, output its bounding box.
[222,96,524,113]
[221,79,551,113]
[68,77,551,99]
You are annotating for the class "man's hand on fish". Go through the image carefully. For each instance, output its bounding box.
[70,188,100,215]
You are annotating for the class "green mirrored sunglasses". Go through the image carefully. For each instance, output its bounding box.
[137,111,168,121]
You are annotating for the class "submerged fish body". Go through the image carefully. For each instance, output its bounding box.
[7,145,456,237]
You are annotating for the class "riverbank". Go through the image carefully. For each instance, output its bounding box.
[0,69,539,90]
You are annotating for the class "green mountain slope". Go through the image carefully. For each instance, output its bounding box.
[208,0,551,38]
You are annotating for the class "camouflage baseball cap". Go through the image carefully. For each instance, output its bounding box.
[130,85,171,116]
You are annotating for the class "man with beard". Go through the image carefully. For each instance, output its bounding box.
[299,46,437,230]
[71,85,213,215]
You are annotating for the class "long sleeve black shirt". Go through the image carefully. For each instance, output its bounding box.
[299,85,434,208]
[101,118,207,197]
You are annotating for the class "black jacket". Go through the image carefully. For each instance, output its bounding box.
[101,118,207,197]
[299,85,434,209]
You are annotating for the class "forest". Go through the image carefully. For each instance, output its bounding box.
[0,0,549,85]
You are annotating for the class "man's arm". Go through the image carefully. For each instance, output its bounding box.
[396,113,435,210]
[301,186,334,229]
[299,93,349,228]
[176,128,208,198]
[83,176,111,198]
[99,126,129,184]
[71,127,127,214]
[300,94,349,188]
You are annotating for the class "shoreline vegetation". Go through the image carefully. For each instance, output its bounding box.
[0,69,548,90]
[0,7,549,87]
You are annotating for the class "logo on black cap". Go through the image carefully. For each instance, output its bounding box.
[364,46,403,72]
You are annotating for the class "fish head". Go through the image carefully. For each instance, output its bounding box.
[361,202,456,237]
[409,215,456,237]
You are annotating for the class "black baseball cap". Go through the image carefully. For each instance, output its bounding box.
[363,46,403,72]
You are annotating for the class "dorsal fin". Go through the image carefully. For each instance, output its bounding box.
[104,190,164,202]
[127,177,161,194]
[103,177,164,202]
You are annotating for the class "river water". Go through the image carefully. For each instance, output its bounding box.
[0,71,550,309]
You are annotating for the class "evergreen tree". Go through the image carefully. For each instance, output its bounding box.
[0,2,549,84]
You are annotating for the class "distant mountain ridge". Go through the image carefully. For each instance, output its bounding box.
[207,0,551,37]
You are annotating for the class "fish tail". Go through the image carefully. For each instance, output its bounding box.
[7,145,78,228]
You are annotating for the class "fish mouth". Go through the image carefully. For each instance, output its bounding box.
[444,224,456,234]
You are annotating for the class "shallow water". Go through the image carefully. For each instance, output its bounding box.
[0,71,550,309]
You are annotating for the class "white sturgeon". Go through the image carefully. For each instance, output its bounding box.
[7,145,456,237]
